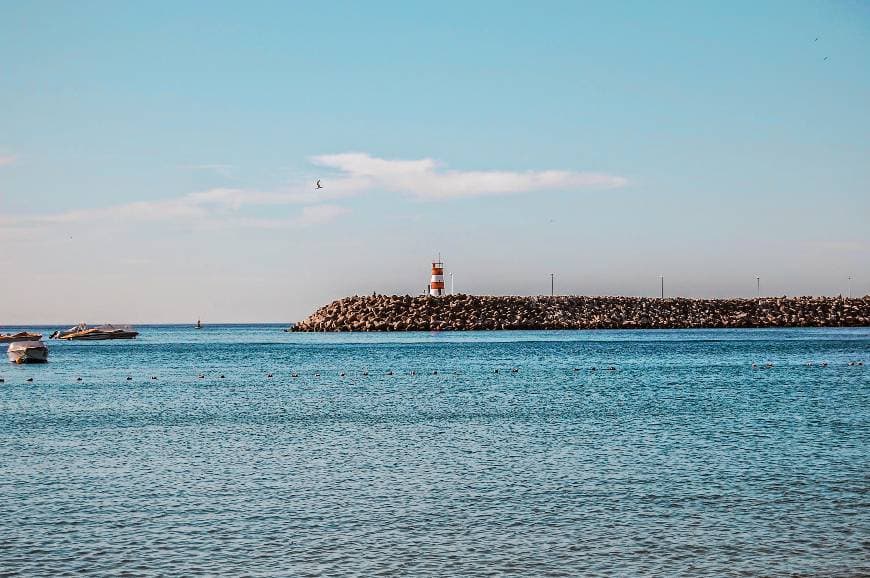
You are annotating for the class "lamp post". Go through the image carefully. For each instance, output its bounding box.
[450,273,454,295]
[848,276,852,299]
[756,276,760,298]
[659,275,664,299]
[550,273,555,297]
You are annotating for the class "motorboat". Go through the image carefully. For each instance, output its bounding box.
[0,331,43,343]
[7,340,48,364]
[50,323,88,339]
[57,324,139,340]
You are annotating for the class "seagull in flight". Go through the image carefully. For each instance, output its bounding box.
[823,56,829,61]
[315,179,323,189]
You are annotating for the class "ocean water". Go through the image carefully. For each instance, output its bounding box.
[1,325,868,576]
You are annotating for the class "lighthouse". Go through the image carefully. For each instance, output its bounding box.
[429,257,445,297]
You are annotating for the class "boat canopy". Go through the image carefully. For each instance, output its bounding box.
[7,341,45,351]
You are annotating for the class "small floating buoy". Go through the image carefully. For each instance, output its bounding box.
[494,369,499,374]
[267,373,273,378]
[752,364,758,369]
[0,378,4,383]
[410,370,416,376]
[340,372,346,377]
[432,370,438,375]
[76,377,82,381]
[126,376,132,380]
[219,375,225,379]
[590,367,597,371]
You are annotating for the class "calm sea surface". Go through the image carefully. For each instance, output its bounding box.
[1,325,868,576]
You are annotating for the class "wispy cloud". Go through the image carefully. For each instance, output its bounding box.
[0,154,17,167]
[179,163,236,177]
[311,152,627,200]
[295,204,350,226]
[0,153,626,232]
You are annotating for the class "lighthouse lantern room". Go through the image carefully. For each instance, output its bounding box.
[429,257,445,297]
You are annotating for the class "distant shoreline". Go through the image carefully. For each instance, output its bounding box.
[291,294,870,332]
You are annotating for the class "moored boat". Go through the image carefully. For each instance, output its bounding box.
[0,331,44,343]
[58,324,139,340]
[7,340,48,364]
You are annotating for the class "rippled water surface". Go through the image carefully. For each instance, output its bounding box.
[1,326,868,576]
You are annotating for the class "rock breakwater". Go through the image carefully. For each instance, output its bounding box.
[291,295,870,332]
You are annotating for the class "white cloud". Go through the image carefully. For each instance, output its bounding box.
[0,154,17,167]
[295,204,350,226]
[311,152,627,200]
[0,153,626,232]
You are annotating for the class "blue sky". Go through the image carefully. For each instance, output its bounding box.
[1,1,868,323]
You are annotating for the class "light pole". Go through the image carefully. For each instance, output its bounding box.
[659,275,664,299]
[756,276,760,298]
[450,273,454,295]
[550,273,555,297]
[848,276,852,299]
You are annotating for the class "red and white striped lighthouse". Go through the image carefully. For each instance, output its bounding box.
[429,257,445,297]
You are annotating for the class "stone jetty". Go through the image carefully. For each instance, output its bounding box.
[291,294,870,332]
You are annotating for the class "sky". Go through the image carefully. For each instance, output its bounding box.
[1,0,868,323]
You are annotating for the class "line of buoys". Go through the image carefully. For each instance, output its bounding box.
[4,360,863,387]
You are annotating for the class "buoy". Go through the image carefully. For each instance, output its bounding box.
[0,378,4,383]
[432,370,438,375]
[494,369,499,373]
[267,373,273,378]
[76,377,82,381]
[126,376,132,380]
[219,375,225,379]
[752,364,758,368]
[340,372,346,377]
[590,367,597,371]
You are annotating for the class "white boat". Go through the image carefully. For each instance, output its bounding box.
[58,324,139,340]
[7,340,48,364]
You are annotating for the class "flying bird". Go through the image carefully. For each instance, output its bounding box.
[824,56,829,61]
[315,179,323,189]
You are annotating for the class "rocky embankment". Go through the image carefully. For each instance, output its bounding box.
[291,294,870,332]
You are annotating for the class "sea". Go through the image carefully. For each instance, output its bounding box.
[1,325,868,576]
